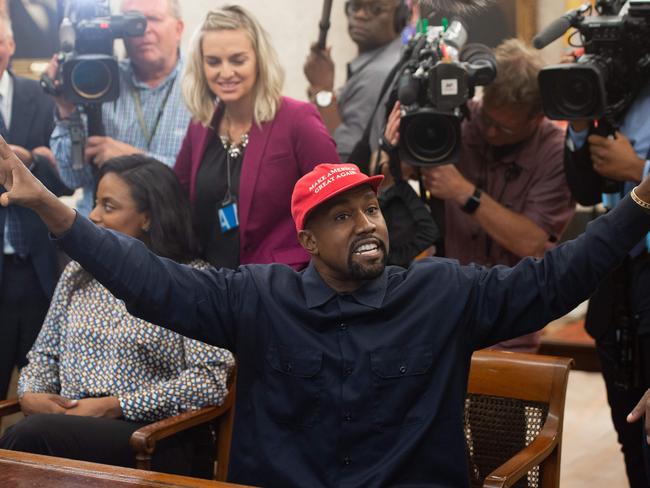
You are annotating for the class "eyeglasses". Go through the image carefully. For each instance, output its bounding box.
[345,1,390,18]
[479,109,519,136]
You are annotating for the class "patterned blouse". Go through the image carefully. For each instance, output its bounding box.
[18,260,235,422]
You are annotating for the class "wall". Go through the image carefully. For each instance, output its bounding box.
[114,0,571,99]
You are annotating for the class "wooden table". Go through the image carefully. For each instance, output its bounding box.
[0,449,254,487]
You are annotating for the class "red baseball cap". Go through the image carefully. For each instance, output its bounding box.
[291,163,384,231]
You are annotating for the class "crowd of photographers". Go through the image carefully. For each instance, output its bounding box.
[0,0,649,485]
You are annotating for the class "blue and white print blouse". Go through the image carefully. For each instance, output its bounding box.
[18,260,235,422]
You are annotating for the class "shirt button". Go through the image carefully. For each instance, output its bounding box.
[399,365,407,374]
[344,413,352,422]
[339,323,347,331]
[342,456,352,466]
[285,362,293,373]
[344,367,353,376]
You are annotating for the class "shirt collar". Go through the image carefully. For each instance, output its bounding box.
[0,69,11,100]
[348,36,401,78]
[302,262,388,309]
[127,56,182,91]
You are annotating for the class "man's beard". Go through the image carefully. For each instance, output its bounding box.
[418,0,494,13]
[347,240,388,281]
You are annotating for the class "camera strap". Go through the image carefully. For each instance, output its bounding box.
[131,76,176,151]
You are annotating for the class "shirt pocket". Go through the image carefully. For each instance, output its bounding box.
[264,344,324,428]
[370,345,434,429]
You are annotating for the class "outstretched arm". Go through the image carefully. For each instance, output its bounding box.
[0,136,76,235]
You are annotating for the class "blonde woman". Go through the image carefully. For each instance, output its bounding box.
[175,5,340,270]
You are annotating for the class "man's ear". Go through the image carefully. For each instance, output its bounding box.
[298,229,318,256]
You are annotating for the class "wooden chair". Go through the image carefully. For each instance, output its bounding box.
[465,350,573,488]
[0,368,236,482]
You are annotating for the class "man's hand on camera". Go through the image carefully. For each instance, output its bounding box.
[84,136,143,167]
[303,43,335,93]
[588,131,645,182]
[45,55,75,120]
[384,101,401,147]
[421,165,474,205]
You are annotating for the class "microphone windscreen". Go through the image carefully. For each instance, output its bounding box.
[420,0,496,14]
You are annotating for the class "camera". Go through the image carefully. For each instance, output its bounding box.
[393,19,497,166]
[41,0,146,105]
[536,0,650,123]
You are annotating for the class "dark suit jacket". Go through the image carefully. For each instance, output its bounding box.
[0,73,71,297]
[174,97,340,269]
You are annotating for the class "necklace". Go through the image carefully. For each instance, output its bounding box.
[220,132,249,159]
[219,113,250,159]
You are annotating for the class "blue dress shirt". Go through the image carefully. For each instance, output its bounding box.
[55,197,650,487]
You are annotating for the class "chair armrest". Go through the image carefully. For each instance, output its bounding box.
[482,417,560,488]
[130,402,231,456]
[0,398,20,417]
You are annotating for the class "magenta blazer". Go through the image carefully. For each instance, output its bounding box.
[174,96,340,269]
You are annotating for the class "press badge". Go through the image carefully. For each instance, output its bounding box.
[219,202,239,233]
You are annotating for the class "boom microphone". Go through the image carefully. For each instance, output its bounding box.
[420,0,496,14]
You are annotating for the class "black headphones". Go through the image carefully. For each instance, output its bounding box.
[344,1,410,35]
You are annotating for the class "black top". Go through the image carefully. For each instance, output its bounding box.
[56,197,650,488]
[195,137,245,268]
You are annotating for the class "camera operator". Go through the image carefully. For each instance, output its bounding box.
[564,65,650,488]
[47,0,189,215]
[384,39,575,352]
[303,0,406,161]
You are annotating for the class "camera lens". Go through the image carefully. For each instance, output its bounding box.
[401,111,459,166]
[558,72,597,115]
[70,60,112,100]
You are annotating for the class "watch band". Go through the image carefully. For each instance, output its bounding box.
[462,187,482,214]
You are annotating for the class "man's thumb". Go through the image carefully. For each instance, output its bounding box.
[627,399,645,423]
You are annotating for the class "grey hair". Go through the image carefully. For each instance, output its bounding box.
[0,14,14,39]
[482,38,545,115]
[120,0,182,19]
[182,5,284,127]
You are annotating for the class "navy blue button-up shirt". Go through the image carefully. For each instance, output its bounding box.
[56,197,650,488]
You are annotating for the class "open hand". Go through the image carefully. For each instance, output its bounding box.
[0,136,48,208]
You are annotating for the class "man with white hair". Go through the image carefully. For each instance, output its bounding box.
[47,0,190,215]
[0,13,71,400]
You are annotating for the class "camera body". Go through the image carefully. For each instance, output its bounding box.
[43,0,146,105]
[538,0,650,123]
[395,20,496,166]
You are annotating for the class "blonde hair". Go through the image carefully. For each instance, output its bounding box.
[182,5,284,127]
[483,38,545,115]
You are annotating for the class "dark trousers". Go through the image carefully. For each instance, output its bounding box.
[0,255,49,400]
[597,334,648,488]
[0,413,215,478]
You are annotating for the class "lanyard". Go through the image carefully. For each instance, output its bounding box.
[131,76,176,150]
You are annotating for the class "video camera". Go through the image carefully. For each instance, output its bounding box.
[41,0,146,105]
[535,0,650,124]
[392,19,496,166]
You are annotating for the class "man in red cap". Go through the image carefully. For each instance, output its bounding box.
[2,143,650,487]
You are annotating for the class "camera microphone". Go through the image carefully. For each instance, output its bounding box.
[532,5,589,49]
